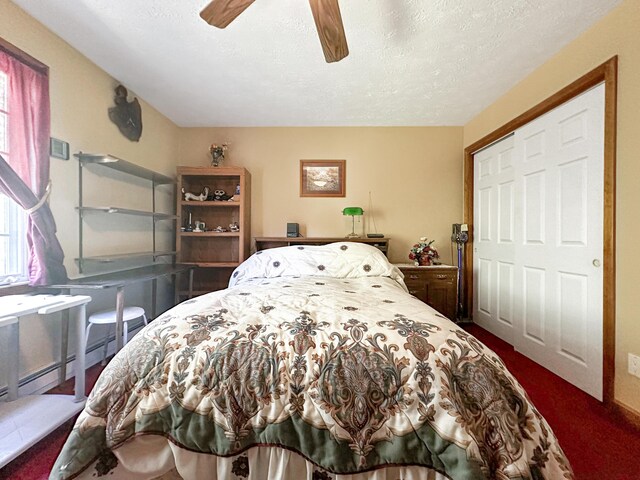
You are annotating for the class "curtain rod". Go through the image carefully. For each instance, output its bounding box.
[0,37,49,76]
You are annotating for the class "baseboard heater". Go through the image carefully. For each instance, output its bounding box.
[0,320,145,399]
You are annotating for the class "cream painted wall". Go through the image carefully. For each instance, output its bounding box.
[0,0,181,388]
[5,0,635,415]
[178,127,463,264]
[463,0,640,413]
[1,1,465,396]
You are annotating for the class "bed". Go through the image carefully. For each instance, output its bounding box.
[50,242,573,479]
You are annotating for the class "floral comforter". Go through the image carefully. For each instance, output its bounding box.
[50,243,572,480]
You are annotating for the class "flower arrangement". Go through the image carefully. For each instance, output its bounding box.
[209,143,228,167]
[409,237,439,266]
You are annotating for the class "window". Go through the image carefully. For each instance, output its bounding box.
[0,68,28,285]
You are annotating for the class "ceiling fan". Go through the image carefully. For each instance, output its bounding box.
[200,0,349,63]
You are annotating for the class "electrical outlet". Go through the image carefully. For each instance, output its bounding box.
[629,353,640,378]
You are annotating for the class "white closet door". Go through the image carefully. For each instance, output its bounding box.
[473,84,604,400]
[514,84,604,400]
[473,134,517,344]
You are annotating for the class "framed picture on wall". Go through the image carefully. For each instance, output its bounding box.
[300,160,346,197]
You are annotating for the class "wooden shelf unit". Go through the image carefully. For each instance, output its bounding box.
[176,167,251,296]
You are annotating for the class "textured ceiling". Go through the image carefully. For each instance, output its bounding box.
[12,0,621,127]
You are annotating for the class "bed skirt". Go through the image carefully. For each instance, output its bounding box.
[75,436,449,480]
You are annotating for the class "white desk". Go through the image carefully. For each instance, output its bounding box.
[0,294,91,468]
[51,263,194,381]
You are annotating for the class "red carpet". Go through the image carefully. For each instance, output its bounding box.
[2,326,639,479]
[465,324,640,480]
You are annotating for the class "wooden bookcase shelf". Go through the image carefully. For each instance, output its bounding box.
[179,199,241,207]
[176,167,250,297]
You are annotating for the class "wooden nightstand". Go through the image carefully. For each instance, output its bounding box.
[396,264,458,320]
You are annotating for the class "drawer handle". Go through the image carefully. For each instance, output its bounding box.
[436,274,447,279]
[409,290,417,295]
[409,274,419,280]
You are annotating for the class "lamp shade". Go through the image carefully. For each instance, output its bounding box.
[342,207,364,216]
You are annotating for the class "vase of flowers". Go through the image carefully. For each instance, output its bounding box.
[409,237,439,266]
[209,143,228,167]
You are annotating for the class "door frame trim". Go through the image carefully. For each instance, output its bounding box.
[463,56,618,404]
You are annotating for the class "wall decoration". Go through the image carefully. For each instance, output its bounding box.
[300,160,345,197]
[108,85,143,142]
[209,143,228,166]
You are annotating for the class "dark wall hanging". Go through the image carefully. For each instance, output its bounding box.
[108,84,142,142]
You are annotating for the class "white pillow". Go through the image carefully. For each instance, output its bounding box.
[229,242,404,287]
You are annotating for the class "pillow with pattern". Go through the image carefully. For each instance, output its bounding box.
[229,242,404,287]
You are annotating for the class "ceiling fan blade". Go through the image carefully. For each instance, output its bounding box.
[308,0,349,63]
[200,0,255,28]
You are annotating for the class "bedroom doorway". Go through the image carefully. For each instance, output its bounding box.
[473,83,605,399]
[464,57,617,404]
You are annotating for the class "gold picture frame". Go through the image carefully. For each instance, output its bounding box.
[300,160,346,197]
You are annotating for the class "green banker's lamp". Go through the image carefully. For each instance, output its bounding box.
[342,207,364,238]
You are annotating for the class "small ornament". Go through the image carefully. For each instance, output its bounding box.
[183,186,209,201]
[209,143,229,167]
[184,211,193,231]
[208,189,233,201]
[229,222,240,232]
[408,237,439,266]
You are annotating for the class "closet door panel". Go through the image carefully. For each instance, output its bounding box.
[473,83,604,399]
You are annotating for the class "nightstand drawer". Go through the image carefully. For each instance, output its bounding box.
[429,272,456,281]
[397,265,458,321]
[404,269,456,284]
[404,271,428,283]
[406,284,427,302]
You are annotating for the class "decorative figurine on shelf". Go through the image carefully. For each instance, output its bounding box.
[409,237,440,266]
[213,225,227,233]
[208,189,233,201]
[235,184,240,195]
[183,186,210,201]
[229,222,240,232]
[193,221,206,232]
[184,211,193,232]
[209,143,229,167]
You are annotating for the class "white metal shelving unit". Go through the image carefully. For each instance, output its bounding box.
[75,153,177,273]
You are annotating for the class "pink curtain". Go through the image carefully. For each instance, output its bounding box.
[0,49,68,285]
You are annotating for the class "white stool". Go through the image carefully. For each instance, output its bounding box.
[85,306,147,362]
